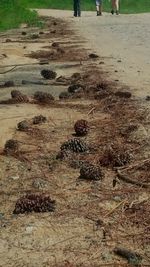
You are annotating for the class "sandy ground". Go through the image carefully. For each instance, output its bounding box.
[0,10,150,267]
[37,10,150,99]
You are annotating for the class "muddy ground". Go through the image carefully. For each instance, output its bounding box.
[0,14,150,267]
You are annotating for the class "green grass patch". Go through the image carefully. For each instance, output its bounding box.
[0,0,39,31]
[23,0,150,14]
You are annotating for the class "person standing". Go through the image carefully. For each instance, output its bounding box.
[95,0,103,16]
[73,0,81,17]
[111,0,119,15]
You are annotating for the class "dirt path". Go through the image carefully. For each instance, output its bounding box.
[38,9,150,99]
[0,10,150,267]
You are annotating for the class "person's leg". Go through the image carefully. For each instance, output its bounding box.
[77,0,81,16]
[96,0,102,16]
[96,0,100,15]
[115,0,119,14]
[99,0,102,15]
[111,0,115,14]
[73,0,77,16]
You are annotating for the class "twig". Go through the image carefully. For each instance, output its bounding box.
[104,199,127,217]
[0,61,49,71]
[117,170,150,188]
[48,116,57,126]
[50,235,80,247]
[114,158,150,171]
[22,80,49,85]
[0,66,17,74]
[88,107,96,115]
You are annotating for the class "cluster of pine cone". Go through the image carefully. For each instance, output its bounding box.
[17,115,47,131]
[13,194,56,214]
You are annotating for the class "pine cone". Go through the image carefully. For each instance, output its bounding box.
[33,115,47,124]
[11,90,22,98]
[13,194,56,214]
[41,69,57,80]
[80,162,103,180]
[61,138,88,153]
[70,159,85,169]
[68,84,82,93]
[71,72,81,81]
[74,119,89,136]
[59,91,71,100]
[56,149,71,160]
[4,139,19,154]
[4,81,14,87]
[16,95,29,103]
[100,147,131,167]
[11,90,29,103]
[34,91,54,103]
[17,120,29,131]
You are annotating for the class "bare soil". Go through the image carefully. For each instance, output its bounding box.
[0,11,150,267]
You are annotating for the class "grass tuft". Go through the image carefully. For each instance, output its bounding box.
[0,0,39,31]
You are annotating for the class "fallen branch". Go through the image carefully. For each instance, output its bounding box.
[114,247,142,265]
[0,61,49,72]
[0,66,17,74]
[88,107,96,115]
[22,80,48,85]
[104,199,127,217]
[114,158,150,171]
[117,170,150,188]
[22,80,68,86]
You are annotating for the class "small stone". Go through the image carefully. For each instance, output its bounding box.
[32,178,48,189]
[51,42,59,47]
[5,39,12,42]
[101,251,112,261]
[21,31,27,35]
[115,91,131,98]
[25,225,35,234]
[113,196,122,202]
[0,213,4,220]
[31,34,39,39]
[9,175,20,180]
[146,96,150,101]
